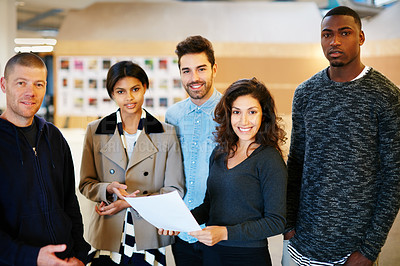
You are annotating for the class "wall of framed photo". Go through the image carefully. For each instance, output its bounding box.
[56,56,186,119]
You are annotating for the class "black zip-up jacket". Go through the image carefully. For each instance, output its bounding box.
[0,115,90,265]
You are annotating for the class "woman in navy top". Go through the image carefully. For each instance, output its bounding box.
[161,77,287,265]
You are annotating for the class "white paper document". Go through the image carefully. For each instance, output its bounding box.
[123,190,201,232]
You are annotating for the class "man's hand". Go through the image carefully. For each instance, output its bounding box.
[37,244,84,266]
[284,229,296,240]
[189,226,228,246]
[64,257,85,266]
[344,251,373,266]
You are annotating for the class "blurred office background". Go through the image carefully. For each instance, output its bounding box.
[0,0,399,264]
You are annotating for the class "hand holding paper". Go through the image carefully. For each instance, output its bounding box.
[123,191,201,232]
[158,228,180,236]
[189,226,228,246]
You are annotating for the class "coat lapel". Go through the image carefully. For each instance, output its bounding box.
[95,109,164,172]
[126,132,158,171]
[100,129,128,170]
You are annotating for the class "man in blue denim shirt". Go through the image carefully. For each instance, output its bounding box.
[165,35,222,266]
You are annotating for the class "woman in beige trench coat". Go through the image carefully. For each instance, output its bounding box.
[79,61,185,265]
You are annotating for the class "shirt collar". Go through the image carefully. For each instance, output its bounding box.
[187,88,221,115]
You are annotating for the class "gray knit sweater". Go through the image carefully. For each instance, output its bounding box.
[286,67,400,262]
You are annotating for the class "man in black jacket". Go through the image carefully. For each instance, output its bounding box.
[0,52,90,265]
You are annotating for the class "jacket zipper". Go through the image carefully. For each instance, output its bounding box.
[33,133,58,244]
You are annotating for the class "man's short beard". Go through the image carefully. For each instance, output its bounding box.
[185,82,210,100]
[331,62,345,67]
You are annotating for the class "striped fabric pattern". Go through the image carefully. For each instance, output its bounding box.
[91,208,166,265]
[119,208,166,265]
[288,244,349,266]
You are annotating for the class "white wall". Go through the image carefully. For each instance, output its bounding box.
[58,1,322,44]
[0,0,16,110]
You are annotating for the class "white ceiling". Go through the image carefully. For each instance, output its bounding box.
[16,0,394,38]
[17,0,160,37]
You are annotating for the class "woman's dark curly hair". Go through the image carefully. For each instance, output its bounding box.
[214,77,286,158]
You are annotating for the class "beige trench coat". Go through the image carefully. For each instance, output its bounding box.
[79,111,185,252]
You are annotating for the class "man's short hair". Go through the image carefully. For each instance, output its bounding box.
[323,6,362,30]
[175,35,215,67]
[4,53,47,79]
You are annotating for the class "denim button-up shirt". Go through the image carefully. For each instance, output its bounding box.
[165,89,222,243]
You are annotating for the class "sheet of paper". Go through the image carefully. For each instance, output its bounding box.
[123,190,201,232]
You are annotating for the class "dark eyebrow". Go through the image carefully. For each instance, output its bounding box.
[181,64,208,71]
[322,26,353,32]
[339,26,353,31]
[232,106,259,110]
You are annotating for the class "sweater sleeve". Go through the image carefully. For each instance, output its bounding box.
[358,83,400,261]
[285,86,306,232]
[227,149,287,241]
[191,192,211,226]
[191,151,216,225]
[0,230,40,265]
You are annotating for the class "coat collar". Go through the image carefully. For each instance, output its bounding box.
[95,109,164,135]
[99,125,159,171]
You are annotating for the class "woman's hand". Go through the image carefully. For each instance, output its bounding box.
[95,200,130,216]
[112,186,140,200]
[158,228,180,236]
[106,181,127,195]
[189,226,228,246]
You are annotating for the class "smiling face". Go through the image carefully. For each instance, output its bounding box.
[231,94,262,146]
[1,64,47,127]
[321,15,365,68]
[179,52,217,106]
[111,76,146,118]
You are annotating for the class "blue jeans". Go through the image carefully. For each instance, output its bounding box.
[282,240,297,266]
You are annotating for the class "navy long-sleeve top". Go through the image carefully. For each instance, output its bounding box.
[192,145,287,248]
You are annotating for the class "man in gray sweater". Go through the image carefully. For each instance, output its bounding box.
[283,6,400,266]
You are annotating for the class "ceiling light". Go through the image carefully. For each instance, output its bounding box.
[14,38,57,46]
[14,46,54,53]
[15,1,25,7]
